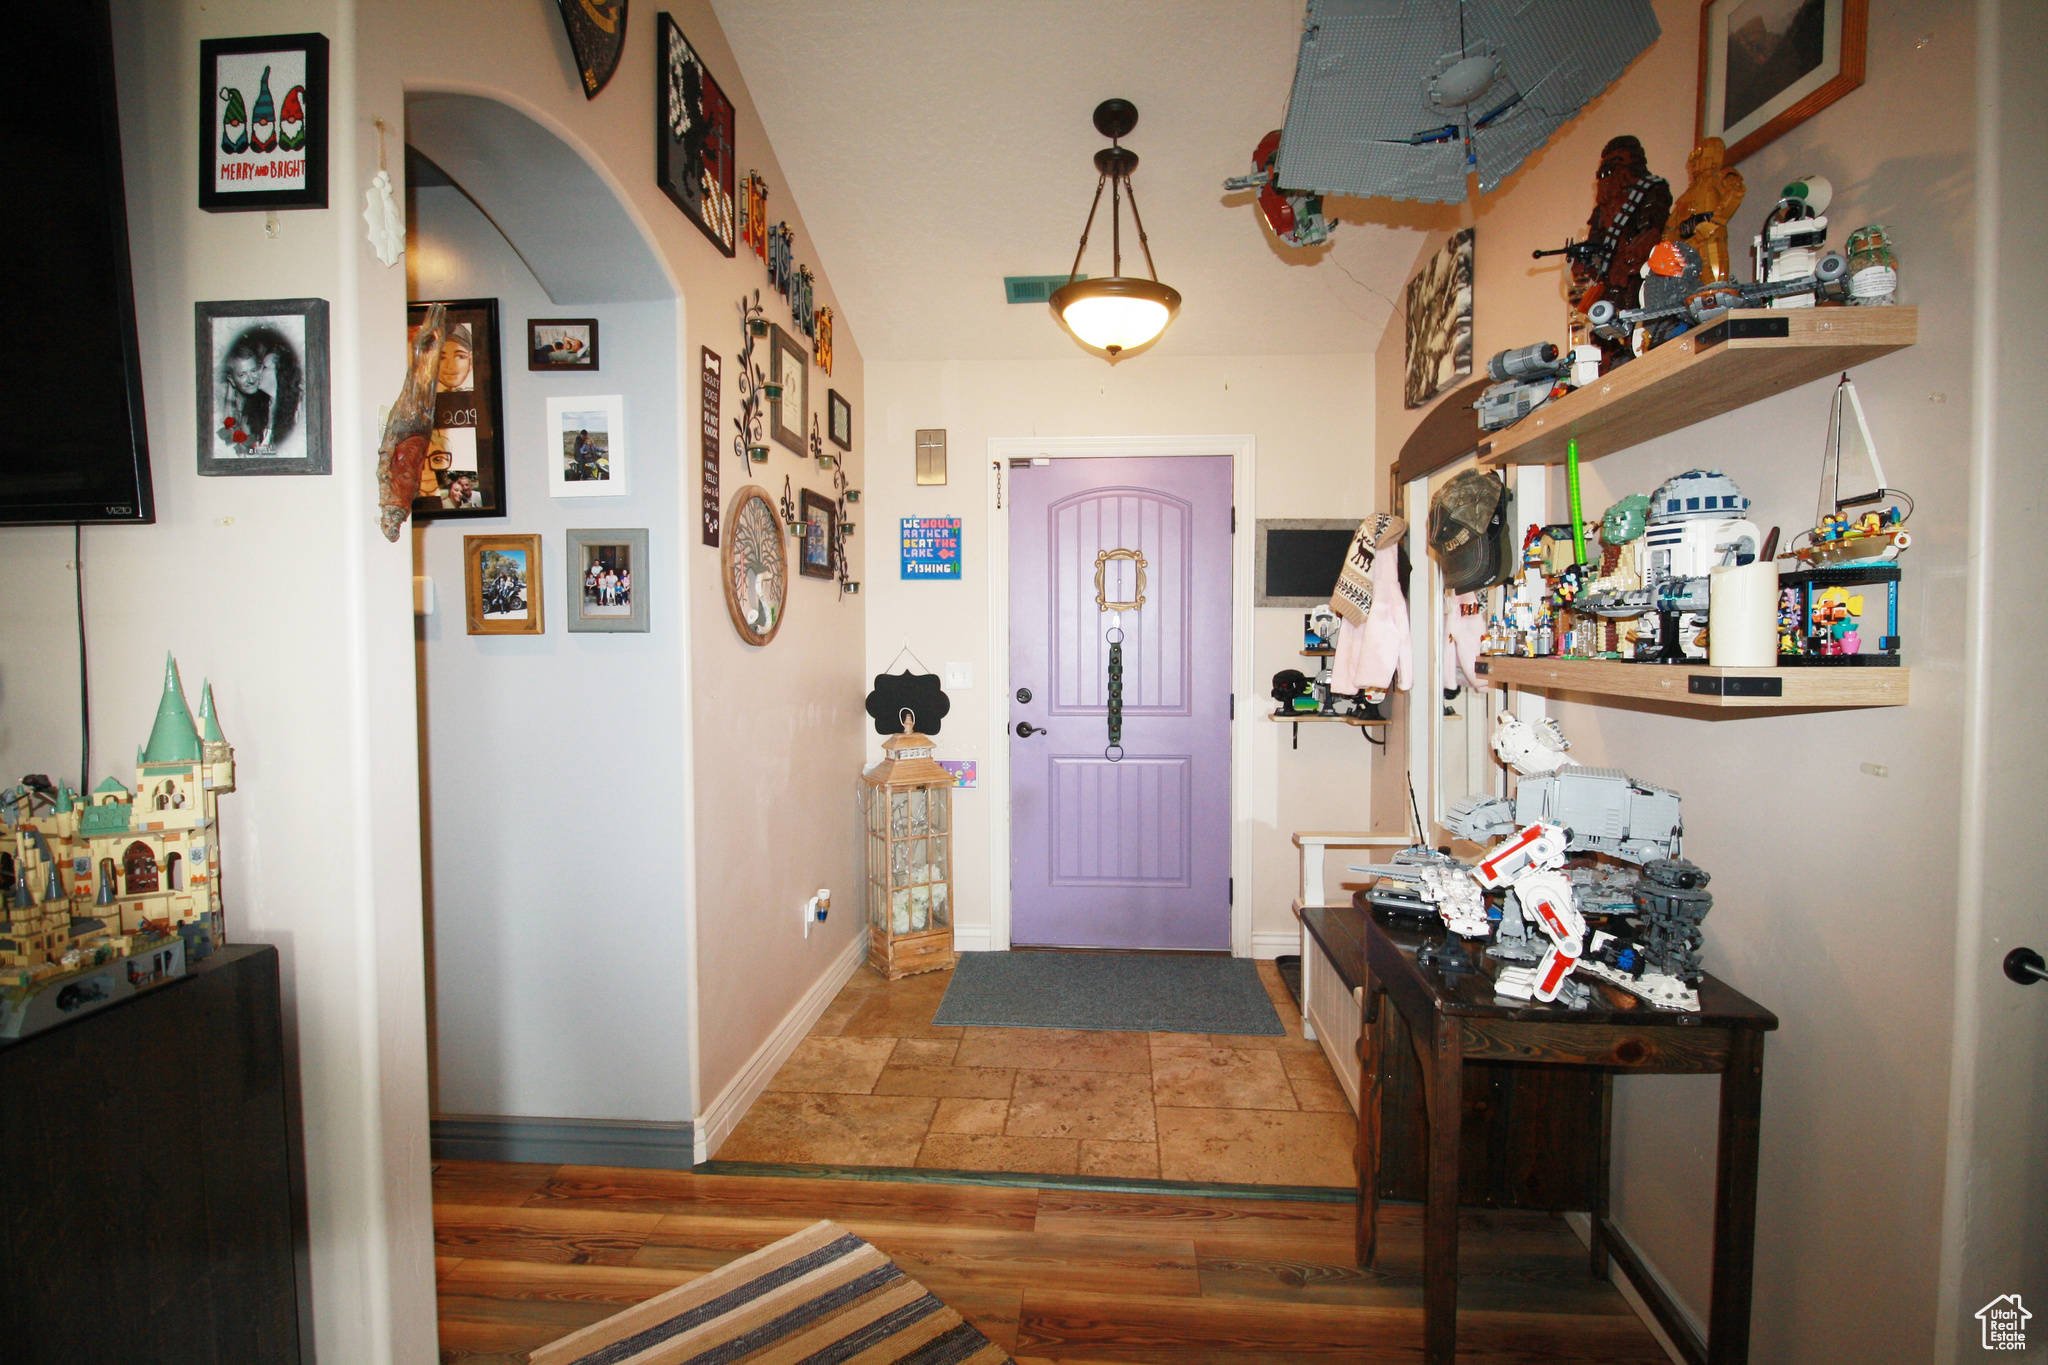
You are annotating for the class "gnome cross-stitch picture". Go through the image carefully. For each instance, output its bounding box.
[199,34,328,211]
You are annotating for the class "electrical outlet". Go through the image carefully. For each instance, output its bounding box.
[944,662,973,690]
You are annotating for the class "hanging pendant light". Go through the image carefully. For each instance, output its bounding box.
[1050,99,1181,361]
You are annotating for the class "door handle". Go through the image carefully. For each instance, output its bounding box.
[1015,721,1047,739]
[2005,947,2046,985]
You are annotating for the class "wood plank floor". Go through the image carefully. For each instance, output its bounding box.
[434,1161,1671,1363]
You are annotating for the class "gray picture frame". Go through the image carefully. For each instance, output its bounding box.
[194,297,331,476]
[1255,518,1362,607]
[769,323,808,454]
[566,527,649,633]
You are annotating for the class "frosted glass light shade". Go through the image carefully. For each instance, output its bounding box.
[1049,276,1181,357]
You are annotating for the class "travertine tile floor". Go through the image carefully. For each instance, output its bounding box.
[715,956,1359,1187]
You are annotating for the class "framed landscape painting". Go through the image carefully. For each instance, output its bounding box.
[1698,0,1866,165]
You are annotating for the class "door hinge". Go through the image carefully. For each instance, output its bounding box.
[1229,693,1235,719]
[1229,877,1234,905]
[1231,506,1237,533]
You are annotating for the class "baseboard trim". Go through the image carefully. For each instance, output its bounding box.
[1250,931,1300,959]
[695,1159,1357,1203]
[694,931,867,1163]
[953,926,994,952]
[1564,1211,1706,1365]
[430,1114,694,1169]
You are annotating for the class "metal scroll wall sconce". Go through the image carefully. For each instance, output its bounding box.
[1094,547,1147,762]
[1049,99,1182,361]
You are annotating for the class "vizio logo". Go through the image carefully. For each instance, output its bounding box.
[1977,1294,2030,1351]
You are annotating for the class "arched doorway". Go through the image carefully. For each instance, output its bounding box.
[122,841,159,895]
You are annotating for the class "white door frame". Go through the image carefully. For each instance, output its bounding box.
[984,434,1258,956]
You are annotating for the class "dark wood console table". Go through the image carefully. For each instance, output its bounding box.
[1300,900,1777,1365]
[0,944,308,1363]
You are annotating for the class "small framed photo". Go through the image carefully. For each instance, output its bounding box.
[409,299,506,521]
[1698,0,1866,166]
[464,534,544,636]
[657,13,738,257]
[827,389,853,450]
[528,318,600,371]
[567,528,649,633]
[769,325,808,454]
[547,395,627,497]
[799,489,837,581]
[198,33,329,212]
[195,298,331,476]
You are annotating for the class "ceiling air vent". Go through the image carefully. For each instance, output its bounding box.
[1004,275,1083,305]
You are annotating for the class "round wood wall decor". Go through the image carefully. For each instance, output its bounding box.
[722,483,788,645]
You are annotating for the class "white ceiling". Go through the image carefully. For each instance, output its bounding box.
[712,0,1442,364]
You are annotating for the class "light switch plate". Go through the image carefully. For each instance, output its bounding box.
[944,662,973,689]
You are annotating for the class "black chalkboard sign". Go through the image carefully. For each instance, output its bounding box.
[1256,520,1357,605]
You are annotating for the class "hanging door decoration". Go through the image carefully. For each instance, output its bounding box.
[1094,547,1148,762]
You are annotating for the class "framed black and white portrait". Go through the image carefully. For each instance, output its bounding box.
[194,298,330,476]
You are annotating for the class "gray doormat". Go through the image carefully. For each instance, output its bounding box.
[931,951,1286,1036]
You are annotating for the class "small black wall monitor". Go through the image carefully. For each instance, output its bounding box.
[1256,519,1359,606]
[0,0,154,525]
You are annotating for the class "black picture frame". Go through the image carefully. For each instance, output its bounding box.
[769,324,808,454]
[799,489,837,580]
[408,298,508,522]
[656,13,737,257]
[194,298,331,477]
[197,33,329,212]
[528,317,601,371]
[827,389,852,450]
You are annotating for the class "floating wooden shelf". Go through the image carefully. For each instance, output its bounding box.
[1475,656,1909,709]
[1267,712,1389,726]
[1477,307,1918,469]
[1301,648,1335,657]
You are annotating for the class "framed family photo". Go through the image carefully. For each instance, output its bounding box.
[194,297,330,476]
[798,489,837,581]
[657,12,737,256]
[529,318,600,371]
[566,528,650,633]
[1698,0,1867,165]
[769,324,808,454]
[464,533,544,636]
[547,394,628,498]
[409,298,507,521]
[827,389,853,450]
[198,32,328,212]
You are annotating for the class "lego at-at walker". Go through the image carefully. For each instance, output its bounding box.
[0,656,235,1033]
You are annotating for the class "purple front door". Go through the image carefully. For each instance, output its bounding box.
[1009,455,1233,950]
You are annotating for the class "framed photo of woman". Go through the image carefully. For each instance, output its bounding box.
[409,297,507,521]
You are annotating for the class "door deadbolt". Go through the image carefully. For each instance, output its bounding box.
[1015,687,1033,704]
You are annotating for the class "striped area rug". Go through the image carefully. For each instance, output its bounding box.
[529,1219,1013,1365]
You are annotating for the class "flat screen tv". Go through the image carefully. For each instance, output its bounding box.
[0,0,153,524]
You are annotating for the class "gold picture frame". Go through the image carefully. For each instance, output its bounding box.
[464,533,544,636]
[1697,0,1867,166]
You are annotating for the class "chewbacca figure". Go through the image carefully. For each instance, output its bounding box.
[1571,136,1671,373]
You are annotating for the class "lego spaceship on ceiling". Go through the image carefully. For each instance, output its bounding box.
[1276,0,1662,204]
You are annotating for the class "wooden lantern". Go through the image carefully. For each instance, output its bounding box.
[863,719,955,979]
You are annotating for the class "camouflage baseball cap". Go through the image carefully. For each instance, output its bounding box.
[1428,469,1508,592]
